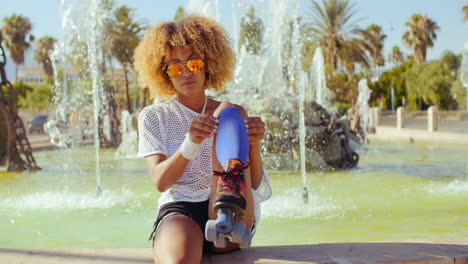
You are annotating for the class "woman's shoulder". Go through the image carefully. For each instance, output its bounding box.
[138,98,176,120]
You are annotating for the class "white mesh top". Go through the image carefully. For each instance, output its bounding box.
[138,98,272,217]
[138,98,213,207]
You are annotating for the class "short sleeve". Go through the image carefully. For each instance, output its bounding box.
[138,106,169,157]
[251,167,272,234]
[252,167,272,203]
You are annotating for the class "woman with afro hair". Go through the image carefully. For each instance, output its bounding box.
[134,14,271,263]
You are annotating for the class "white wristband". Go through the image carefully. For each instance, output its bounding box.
[179,133,201,160]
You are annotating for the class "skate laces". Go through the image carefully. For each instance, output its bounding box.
[213,160,249,191]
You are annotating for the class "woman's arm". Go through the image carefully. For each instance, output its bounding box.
[144,114,218,192]
[245,117,265,190]
[144,152,189,192]
[234,105,265,190]
[248,144,263,190]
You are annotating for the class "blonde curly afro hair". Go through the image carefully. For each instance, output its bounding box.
[134,14,235,99]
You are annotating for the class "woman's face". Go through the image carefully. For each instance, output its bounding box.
[166,46,206,97]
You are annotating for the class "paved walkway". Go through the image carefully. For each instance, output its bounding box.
[378,111,468,134]
[27,134,58,151]
[368,111,468,144]
[26,134,93,151]
[1,240,468,264]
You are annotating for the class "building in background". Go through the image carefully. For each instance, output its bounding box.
[16,66,46,84]
[15,66,125,86]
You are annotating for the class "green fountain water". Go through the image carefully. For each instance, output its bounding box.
[1,139,467,248]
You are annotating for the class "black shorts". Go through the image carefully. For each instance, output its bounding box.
[149,200,212,251]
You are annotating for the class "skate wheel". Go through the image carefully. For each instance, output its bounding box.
[230,221,245,243]
[205,220,217,242]
[214,232,227,248]
[239,228,252,249]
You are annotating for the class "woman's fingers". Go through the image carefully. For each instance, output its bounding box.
[189,114,219,143]
[196,115,218,129]
[246,117,264,131]
[191,121,217,134]
[245,117,265,144]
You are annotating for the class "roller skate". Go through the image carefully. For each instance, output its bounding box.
[205,106,252,248]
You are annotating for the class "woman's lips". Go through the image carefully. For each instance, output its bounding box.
[182,80,196,86]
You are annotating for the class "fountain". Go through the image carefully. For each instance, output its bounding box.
[357,79,372,143]
[298,70,309,203]
[46,0,112,196]
[311,47,332,109]
[461,41,468,111]
[461,41,468,179]
[194,0,358,172]
[114,110,138,160]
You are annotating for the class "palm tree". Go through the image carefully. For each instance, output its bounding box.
[463,5,468,21]
[1,14,34,79]
[238,5,264,55]
[174,6,187,21]
[340,39,369,78]
[402,14,439,63]
[356,24,386,77]
[109,5,144,113]
[33,36,56,79]
[306,0,366,75]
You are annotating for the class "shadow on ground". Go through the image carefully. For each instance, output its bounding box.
[208,243,468,263]
[2,242,468,263]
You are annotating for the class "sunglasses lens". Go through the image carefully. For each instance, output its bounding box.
[167,64,183,78]
[166,59,204,78]
[187,59,204,73]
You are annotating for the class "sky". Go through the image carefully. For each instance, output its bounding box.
[1,0,467,80]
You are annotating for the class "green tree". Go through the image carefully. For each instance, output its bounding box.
[174,6,187,21]
[388,45,404,65]
[109,5,145,113]
[238,6,264,55]
[1,14,34,79]
[440,51,461,75]
[33,36,57,79]
[405,61,453,109]
[440,51,462,110]
[451,76,466,110]
[402,14,439,63]
[18,81,52,112]
[1,81,33,114]
[306,0,366,75]
[369,58,415,110]
[356,24,386,77]
[327,73,358,112]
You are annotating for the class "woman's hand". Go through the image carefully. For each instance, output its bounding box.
[245,117,265,147]
[189,114,218,144]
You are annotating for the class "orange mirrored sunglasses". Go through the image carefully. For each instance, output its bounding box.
[166,59,205,78]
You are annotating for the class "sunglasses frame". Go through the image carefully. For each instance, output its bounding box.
[166,59,205,78]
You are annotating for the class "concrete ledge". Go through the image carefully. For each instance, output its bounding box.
[31,138,94,151]
[1,242,468,264]
[0,248,152,264]
[369,126,468,144]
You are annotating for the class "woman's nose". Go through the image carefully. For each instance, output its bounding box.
[180,64,193,77]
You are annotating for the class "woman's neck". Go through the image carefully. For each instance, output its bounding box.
[176,94,207,114]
